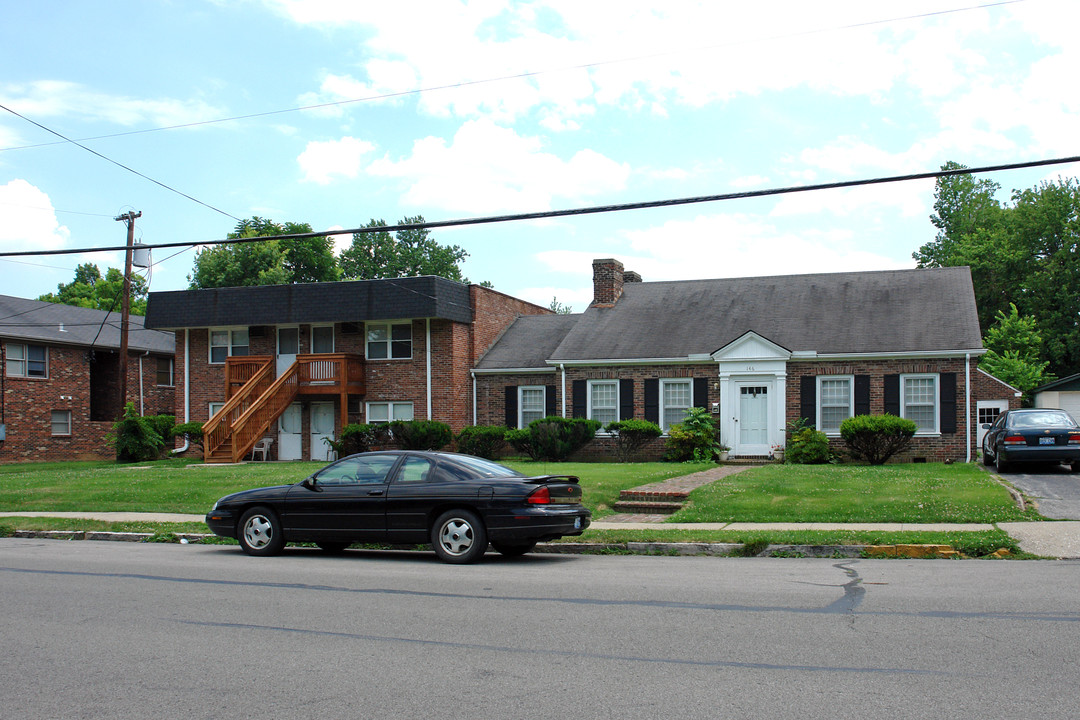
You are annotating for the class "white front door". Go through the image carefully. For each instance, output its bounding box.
[278,403,302,460]
[277,326,299,376]
[976,400,1009,451]
[310,402,335,461]
[736,383,771,456]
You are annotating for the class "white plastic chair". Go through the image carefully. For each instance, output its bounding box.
[249,437,273,461]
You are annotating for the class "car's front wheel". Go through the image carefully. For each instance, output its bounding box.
[994,446,1010,474]
[432,509,487,564]
[238,506,285,556]
[492,541,537,557]
[982,446,993,465]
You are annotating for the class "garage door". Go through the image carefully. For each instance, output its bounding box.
[1059,393,1080,422]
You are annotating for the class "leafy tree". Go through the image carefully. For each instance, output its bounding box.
[39,263,149,315]
[548,297,573,314]
[979,304,1053,394]
[339,216,468,282]
[189,216,339,288]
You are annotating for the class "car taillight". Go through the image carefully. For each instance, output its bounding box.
[526,486,551,504]
[1003,435,1026,446]
[1069,434,1080,445]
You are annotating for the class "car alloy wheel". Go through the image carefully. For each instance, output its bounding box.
[238,506,285,556]
[432,509,488,564]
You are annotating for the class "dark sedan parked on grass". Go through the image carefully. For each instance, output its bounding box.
[205,451,591,563]
[982,408,1080,473]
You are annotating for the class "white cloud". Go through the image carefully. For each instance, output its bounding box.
[366,118,629,212]
[297,136,375,184]
[324,224,353,254]
[0,81,223,127]
[0,179,70,252]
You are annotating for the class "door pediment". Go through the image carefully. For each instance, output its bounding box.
[711,332,791,362]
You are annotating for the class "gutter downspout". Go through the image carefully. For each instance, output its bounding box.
[560,364,566,417]
[138,350,150,415]
[471,371,477,426]
[171,329,190,455]
[965,353,972,464]
[426,319,432,420]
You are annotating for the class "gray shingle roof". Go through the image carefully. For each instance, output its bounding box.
[145,276,473,329]
[480,267,983,367]
[475,314,581,370]
[0,295,175,353]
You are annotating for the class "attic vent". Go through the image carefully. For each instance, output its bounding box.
[248,326,267,338]
[341,322,361,335]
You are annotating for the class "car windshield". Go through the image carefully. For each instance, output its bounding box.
[1010,411,1076,429]
[447,455,525,478]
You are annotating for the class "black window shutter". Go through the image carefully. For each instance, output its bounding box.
[620,379,634,421]
[694,377,709,410]
[504,386,518,428]
[800,376,817,428]
[884,375,900,416]
[545,385,556,418]
[855,375,871,416]
[940,373,957,434]
[644,379,659,423]
[572,380,587,419]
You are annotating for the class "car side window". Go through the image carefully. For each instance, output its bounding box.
[395,456,435,483]
[353,454,400,484]
[315,458,363,486]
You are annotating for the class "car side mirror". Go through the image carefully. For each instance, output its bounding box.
[981,423,991,429]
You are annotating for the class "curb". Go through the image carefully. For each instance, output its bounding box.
[10,530,971,559]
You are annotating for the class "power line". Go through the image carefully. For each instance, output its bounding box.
[0,1,1023,153]
[0,153,1076,260]
[0,103,241,222]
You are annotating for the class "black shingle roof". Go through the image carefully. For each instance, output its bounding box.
[0,295,175,353]
[145,276,473,329]
[479,267,983,368]
[475,314,580,370]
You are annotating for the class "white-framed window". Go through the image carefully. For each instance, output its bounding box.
[311,325,335,354]
[51,410,71,436]
[660,379,692,432]
[366,322,412,360]
[588,380,619,426]
[367,401,414,424]
[208,402,225,420]
[519,386,546,428]
[156,357,174,386]
[901,374,939,434]
[6,343,47,378]
[818,376,853,434]
[209,328,249,364]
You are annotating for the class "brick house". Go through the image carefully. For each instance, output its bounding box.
[473,259,1021,462]
[0,294,176,462]
[144,276,549,463]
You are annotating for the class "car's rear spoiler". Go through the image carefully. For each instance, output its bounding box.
[523,475,580,484]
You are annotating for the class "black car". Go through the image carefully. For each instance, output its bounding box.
[205,450,591,563]
[981,408,1080,472]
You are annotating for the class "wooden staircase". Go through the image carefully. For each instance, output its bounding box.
[202,353,365,463]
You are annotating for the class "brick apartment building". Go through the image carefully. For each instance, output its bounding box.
[0,295,176,462]
[472,259,1021,463]
[144,276,549,462]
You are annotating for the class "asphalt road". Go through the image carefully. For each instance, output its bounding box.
[1,539,1078,719]
[1001,463,1080,519]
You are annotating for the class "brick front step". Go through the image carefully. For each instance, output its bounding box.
[612,500,685,514]
[618,490,690,502]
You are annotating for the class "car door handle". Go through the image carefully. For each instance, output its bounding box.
[367,489,385,496]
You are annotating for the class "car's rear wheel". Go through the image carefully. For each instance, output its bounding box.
[238,506,285,556]
[492,541,537,557]
[316,541,350,554]
[432,509,487,564]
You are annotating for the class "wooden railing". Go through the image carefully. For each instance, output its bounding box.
[227,364,301,463]
[295,353,366,393]
[204,357,275,461]
[225,355,273,399]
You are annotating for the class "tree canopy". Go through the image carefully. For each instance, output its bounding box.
[38,263,149,316]
[915,164,1080,377]
[188,217,340,289]
[339,215,468,282]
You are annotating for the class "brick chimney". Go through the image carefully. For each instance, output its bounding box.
[592,258,630,307]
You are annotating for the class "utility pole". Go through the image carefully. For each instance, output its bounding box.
[114,210,141,418]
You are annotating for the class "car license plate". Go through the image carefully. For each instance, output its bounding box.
[574,517,582,529]
[1040,437,1056,445]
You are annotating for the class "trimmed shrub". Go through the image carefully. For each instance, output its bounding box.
[325,423,381,457]
[111,402,166,462]
[506,416,601,461]
[839,414,917,465]
[171,421,205,453]
[785,426,832,464]
[388,420,452,451]
[455,425,508,459]
[605,419,662,462]
[664,407,721,462]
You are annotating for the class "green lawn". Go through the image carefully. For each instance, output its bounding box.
[667,462,1034,524]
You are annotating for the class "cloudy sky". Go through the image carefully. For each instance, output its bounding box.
[2,0,1077,311]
